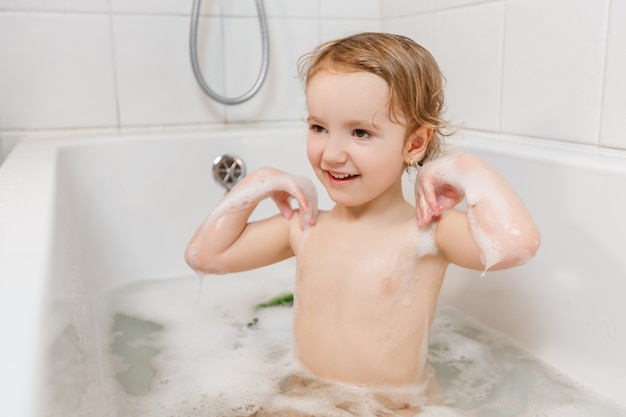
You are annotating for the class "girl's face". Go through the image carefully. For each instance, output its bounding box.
[305,70,410,210]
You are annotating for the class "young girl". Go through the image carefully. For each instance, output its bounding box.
[185,32,540,415]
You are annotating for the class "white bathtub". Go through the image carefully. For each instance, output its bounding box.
[1,123,625,416]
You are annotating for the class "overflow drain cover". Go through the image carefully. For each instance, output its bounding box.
[212,154,246,191]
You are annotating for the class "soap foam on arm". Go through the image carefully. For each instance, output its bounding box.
[416,153,541,272]
[184,167,319,275]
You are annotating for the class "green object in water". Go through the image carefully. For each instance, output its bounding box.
[256,293,294,309]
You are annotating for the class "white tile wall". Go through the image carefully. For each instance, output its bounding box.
[320,19,382,42]
[320,0,380,19]
[434,2,504,130]
[261,0,319,18]
[382,0,434,18]
[383,14,434,52]
[224,17,319,122]
[222,0,319,18]
[501,0,609,144]
[0,13,117,131]
[0,0,108,12]
[2,0,626,163]
[111,0,196,15]
[220,0,269,17]
[600,0,626,149]
[436,0,499,9]
[113,15,225,126]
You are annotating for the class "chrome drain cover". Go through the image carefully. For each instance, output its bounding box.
[212,154,246,191]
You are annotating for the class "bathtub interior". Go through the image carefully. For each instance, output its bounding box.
[441,133,626,407]
[2,125,626,416]
[42,127,335,415]
[51,128,328,295]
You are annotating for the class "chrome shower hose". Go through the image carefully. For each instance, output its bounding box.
[189,0,270,105]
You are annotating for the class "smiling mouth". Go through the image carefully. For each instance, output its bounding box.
[327,171,359,182]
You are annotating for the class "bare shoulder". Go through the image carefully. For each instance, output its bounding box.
[288,209,329,254]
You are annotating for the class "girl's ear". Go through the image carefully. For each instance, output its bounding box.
[404,126,433,165]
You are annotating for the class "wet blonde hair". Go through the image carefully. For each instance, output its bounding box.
[298,32,449,165]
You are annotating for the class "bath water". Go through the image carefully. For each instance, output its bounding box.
[51,265,625,417]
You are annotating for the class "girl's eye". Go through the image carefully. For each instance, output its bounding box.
[353,129,371,139]
[310,124,326,134]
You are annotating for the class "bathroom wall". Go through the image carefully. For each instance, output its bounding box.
[0,0,380,162]
[1,0,625,163]
[383,0,626,151]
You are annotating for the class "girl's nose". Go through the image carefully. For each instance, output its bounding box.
[322,134,348,165]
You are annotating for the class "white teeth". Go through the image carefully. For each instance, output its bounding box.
[330,172,352,179]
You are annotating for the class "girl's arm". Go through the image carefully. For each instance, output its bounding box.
[415,153,541,271]
[185,167,318,274]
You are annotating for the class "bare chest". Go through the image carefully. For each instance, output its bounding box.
[294,220,434,303]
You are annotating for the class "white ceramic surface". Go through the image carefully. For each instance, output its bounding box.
[2,124,625,416]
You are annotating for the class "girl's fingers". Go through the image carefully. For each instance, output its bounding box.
[274,182,317,229]
[289,177,318,229]
[277,199,295,219]
[415,178,437,226]
[416,189,432,227]
[293,193,316,229]
[423,179,442,216]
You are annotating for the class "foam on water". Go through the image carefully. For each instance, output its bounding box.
[58,266,624,417]
[101,267,296,417]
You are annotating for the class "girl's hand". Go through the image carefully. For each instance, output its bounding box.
[227,167,318,229]
[414,153,541,271]
[414,155,464,228]
[185,167,319,274]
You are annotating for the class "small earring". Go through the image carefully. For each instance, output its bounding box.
[405,158,418,182]
[405,158,414,174]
